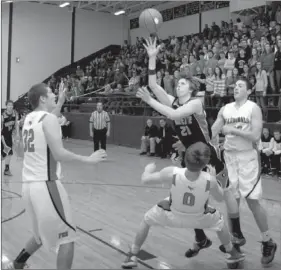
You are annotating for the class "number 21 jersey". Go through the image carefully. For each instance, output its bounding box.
[172,97,211,148]
[22,111,62,182]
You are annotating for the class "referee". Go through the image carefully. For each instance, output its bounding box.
[89,102,110,151]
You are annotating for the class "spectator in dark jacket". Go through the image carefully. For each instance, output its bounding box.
[156,119,174,158]
[140,119,158,156]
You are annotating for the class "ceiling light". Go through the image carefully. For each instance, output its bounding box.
[114,10,125,16]
[59,2,70,8]
[5,1,13,3]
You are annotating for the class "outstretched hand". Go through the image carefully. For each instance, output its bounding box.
[143,37,161,58]
[136,87,152,104]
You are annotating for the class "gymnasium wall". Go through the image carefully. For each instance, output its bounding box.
[1,4,10,107]
[130,7,230,44]
[4,2,128,102]
[74,9,129,61]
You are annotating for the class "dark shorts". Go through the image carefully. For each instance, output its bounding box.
[1,135,13,158]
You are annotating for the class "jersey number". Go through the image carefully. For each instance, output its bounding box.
[23,129,35,153]
[182,192,195,206]
[180,126,192,136]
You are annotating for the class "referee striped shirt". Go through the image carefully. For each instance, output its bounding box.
[89,110,110,130]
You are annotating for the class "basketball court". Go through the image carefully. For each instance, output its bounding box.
[2,139,281,269]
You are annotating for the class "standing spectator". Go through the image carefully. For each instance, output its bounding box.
[58,113,71,140]
[218,51,226,73]
[224,49,236,77]
[212,66,226,108]
[260,43,275,93]
[204,50,218,73]
[248,48,260,76]
[205,67,215,106]
[140,119,158,156]
[155,119,174,158]
[226,67,239,103]
[125,71,140,94]
[163,70,175,96]
[192,66,206,101]
[89,102,110,151]
[254,61,268,119]
[260,128,273,174]
[235,48,249,75]
[271,129,281,178]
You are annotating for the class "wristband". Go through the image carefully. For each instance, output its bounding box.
[148,69,156,75]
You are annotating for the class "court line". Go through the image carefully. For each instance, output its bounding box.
[1,209,26,224]
[77,226,154,269]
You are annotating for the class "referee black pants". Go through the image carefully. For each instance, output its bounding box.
[93,128,107,151]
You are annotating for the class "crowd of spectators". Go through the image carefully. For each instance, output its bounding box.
[46,4,281,123]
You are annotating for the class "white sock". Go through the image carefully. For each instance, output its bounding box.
[131,245,140,255]
[224,242,233,253]
[261,231,271,242]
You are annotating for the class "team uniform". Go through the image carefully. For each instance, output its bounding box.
[145,167,224,231]
[22,111,77,252]
[222,100,262,199]
[1,110,17,158]
[172,97,227,180]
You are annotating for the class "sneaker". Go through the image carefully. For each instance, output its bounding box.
[219,233,246,253]
[261,239,277,265]
[225,246,245,264]
[185,238,212,258]
[4,170,12,176]
[4,261,28,269]
[149,153,155,157]
[139,152,147,156]
[121,252,138,269]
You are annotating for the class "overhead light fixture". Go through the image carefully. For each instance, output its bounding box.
[5,1,13,3]
[59,2,70,8]
[114,10,125,16]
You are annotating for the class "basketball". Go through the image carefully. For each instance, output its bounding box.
[139,8,163,34]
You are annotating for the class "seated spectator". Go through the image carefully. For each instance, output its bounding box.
[86,76,97,92]
[155,118,174,158]
[140,119,158,156]
[271,129,281,178]
[260,127,273,174]
[58,113,71,140]
[124,70,140,94]
[114,69,126,88]
[76,66,84,78]
[100,84,113,95]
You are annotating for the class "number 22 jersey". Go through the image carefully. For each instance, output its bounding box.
[22,111,62,182]
[172,97,211,148]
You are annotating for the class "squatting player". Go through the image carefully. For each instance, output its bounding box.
[122,142,245,269]
[138,37,244,257]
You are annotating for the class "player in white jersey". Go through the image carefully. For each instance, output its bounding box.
[122,142,244,269]
[211,77,277,265]
[5,83,107,270]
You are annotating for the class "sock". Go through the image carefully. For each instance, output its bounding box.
[194,229,207,242]
[14,249,31,264]
[5,164,9,171]
[230,217,243,236]
[131,245,140,255]
[261,231,271,242]
[224,242,233,253]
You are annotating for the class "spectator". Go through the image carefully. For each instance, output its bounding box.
[205,67,215,106]
[125,70,140,94]
[163,70,175,96]
[58,113,71,140]
[155,118,174,158]
[205,50,218,73]
[260,127,273,174]
[140,119,158,156]
[156,71,164,88]
[248,47,260,76]
[89,102,110,151]
[218,51,226,72]
[114,69,126,87]
[254,61,268,119]
[271,129,281,178]
[212,66,226,107]
[193,66,206,100]
[226,67,239,103]
[242,64,250,79]
[86,76,97,92]
[235,48,249,75]
[76,66,84,78]
[224,49,236,77]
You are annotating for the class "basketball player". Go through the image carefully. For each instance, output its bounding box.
[139,37,244,257]
[122,142,244,269]
[1,100,20,175]
[211,77,277,265]
[5,83,107,270]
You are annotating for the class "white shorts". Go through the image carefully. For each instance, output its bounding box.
[144,204,224,232]
[223,149,262,200]
[22,180,78,252]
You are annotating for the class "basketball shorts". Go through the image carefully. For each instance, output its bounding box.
[223,149,262,200]
[22,180,78,252]
[144,199,224,232]
[1,134,13,158]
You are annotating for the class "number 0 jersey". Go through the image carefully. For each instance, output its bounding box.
[172,97,211,149]
[170,167,211,215]
[22,111,62,182]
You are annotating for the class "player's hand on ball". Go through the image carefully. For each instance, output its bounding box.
[144,163,156,173]
[136,87,152,103]
[88,149,107,163]
[143,37,161,58]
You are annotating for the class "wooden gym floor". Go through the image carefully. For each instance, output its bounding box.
[1,139,281,269]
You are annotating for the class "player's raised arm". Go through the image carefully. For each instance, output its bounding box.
[137,87,201,120]
[144,37,175,107]
[43,113,106,163]
[52,88,66,117]
[211,106,225,139]
[141,163,176,185]
[223,103,263,142]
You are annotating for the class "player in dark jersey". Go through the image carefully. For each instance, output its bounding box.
[138,37,246,257]
[1,100,19,176]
